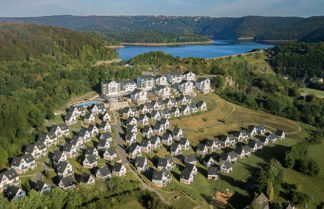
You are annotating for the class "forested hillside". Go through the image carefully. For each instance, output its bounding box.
[109,31,211,43]
[0,23,123,167]
[0,22,118,61]
[1,15,324,41]
[268,42,324,89]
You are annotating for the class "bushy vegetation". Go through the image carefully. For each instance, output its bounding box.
[284,130,322,176]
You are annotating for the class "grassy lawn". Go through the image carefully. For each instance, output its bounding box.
[116,200,145,209]
[171,93,301,146]
[283,142,324,208]
[298,87,324,98]
[161,93,317,208]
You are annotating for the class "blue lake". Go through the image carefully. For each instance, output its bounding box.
[117,40,274,60]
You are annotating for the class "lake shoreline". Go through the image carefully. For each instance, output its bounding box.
[120,40,214,46]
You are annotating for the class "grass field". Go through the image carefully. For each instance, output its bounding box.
[298,87,324,98]
[165,92,322,208]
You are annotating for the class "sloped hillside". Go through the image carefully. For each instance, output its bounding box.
[0,22,118,61]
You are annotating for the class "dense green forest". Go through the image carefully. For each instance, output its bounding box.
[1,15,324,41]
[109,31,211,43]
[268,42,324,89]
[0,23,146,167]
[0,22,118,61]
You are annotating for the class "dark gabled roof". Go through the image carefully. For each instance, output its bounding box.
[52,150,64,162]
[84,155,97,164]
[221,161,232,169]
[125,132,136,141]
[181,168,192,180]
[232,131,241,137]
[243,145,251,153]
[100,121,110,128]
[275,129,284,136]
[88,124,98,131]
[228,151,237,159]
[11,156,24,167]
[97,166,111,176]
[205,139,215,147]
[135,157,146,168]
[78,128,90,137]
[142,125,153,133]
[5,185,23,199]
[56,161,70,173]
[170,107,179,113]
[196,143,207,152]
[85,147,97,156]
[197,101,206,107]
[170,142,180,152]
[97,139,109,148]
[37,133,48,142]
[126,125,137,132]
[23,154,35,163]
[154,122,163,130]
[208,166,219,175]
[235,146,244,154]
[157,156,173,167]
[60,175,74,187]
[100,132,112,140]
[63,143,74,152]
[184,154,197,163]
[84,112,93,119]
[180,105,189,112]
[247,125,256,133]
[128,143,140,153]
[59,124,69,131]
[65,112,74,120]
[36,142,46,150]
[173,128,182,135]
[150,135,160,144]
[123,107,132,113]
[152,170,163,181]
[218,135,228,142]
[25,144,37,153]
[138,114,148,120]
[179,137,189,145]
[0,169,18,181]
[79,173,94,183]
[113,163,124,172]
[140,139,151,147]
[33,180,48,192]
[186,164,196,173]
[162,131,173,140]
[202,154,216,164]
[105,148,116,156]
[126,117,136,123]
[162,109,170,114]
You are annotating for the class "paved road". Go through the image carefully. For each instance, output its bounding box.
[113,121,168,204]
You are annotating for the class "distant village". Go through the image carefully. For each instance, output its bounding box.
[0,71,286,201]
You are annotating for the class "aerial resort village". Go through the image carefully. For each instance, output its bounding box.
[0,71,286,201]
